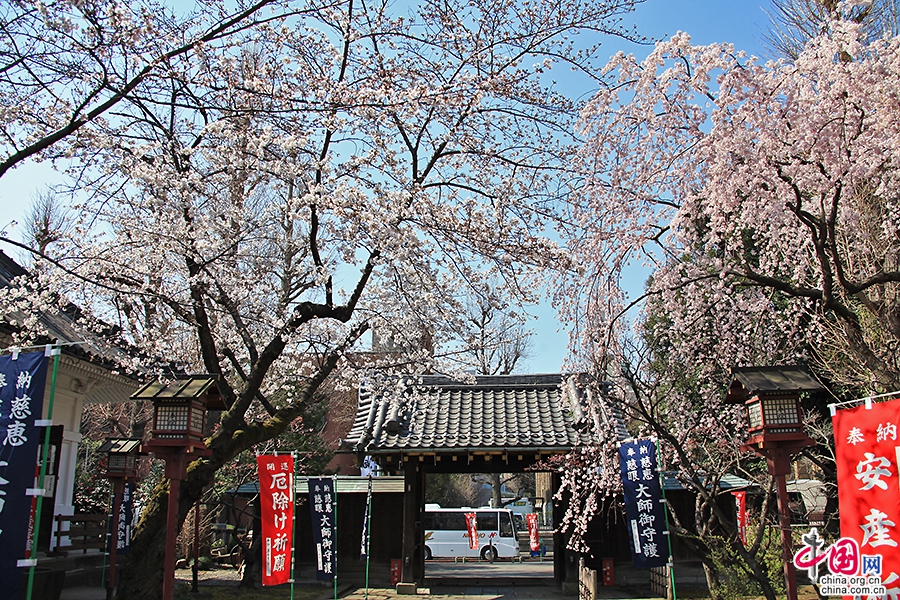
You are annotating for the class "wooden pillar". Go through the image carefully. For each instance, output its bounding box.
[552,471,565,585]
[412,466,426,585]
[400,458,422,588]
[768,449,799,600]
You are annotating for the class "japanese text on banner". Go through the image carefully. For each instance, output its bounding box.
[832,398,900,594]
[0,351,48,600]
[618,438,670,570]
[257,455,294,587]
[307,477,335,581]
[526,512,541,553]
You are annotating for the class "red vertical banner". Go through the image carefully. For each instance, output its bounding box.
[732,491,747,546]
[257,455,294,586]
[465,512,479,550]
[833,397,900,593]
[526,513,541,552]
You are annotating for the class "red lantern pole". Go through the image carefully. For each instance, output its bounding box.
[161,453,188,600]
[768,448,798,600]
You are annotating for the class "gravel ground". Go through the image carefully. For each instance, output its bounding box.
[175,563,244,584]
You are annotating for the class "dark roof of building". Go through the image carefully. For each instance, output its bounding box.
[345,374,608,455]
[0,249,141,375]
[725,365,824,404]
[229,476,405,496]
[660,472,754,492]
[97,438,143,454]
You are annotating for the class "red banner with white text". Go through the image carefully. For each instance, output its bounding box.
[833,398,900,594]
[465,512,479,550]
[257,455,294,586]
[732,491,747,546]
[526,513,541,552]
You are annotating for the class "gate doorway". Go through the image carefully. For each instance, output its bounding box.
[345,374,602,591]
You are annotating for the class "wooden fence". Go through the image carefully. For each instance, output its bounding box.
[53,513,107,554]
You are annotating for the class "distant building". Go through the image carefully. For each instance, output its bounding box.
[0,250,141,550]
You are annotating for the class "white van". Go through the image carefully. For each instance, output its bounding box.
[423,506,519,561]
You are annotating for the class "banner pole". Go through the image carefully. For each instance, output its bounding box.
[656,439,677,600]
[25,345,61,600]
[290,452,296,600]
[364,474,372,600]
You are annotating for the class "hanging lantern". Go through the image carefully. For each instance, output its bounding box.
[132,375,221,453]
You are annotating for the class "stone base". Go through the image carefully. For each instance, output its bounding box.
[396,582,418,595]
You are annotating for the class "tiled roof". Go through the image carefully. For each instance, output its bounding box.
[725,365,823,404]
[0,250,141,375]
[346,374,606,454]
[660,472,754,492]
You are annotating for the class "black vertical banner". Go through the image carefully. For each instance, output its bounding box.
[308,477,335,581]
[112,481,136,555]
[359,475,372,560]
[0,351,48,600]
[618,438,670,569]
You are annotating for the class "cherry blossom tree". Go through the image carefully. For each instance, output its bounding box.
[553,18,900,599]
[453,287,534,375]
[567,20,900,395]
[0,0,646,596]
[0,0,285,179]
[763,0,899,60]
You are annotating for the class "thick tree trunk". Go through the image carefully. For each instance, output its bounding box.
[115,460,216,599]
[491,473,502,507]
[239,497,262,588]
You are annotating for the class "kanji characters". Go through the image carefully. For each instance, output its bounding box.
[308,477,335,581]
[3,420,26,446]
[856,453,893,491]
[258,456,294,586]
[878,422,898,442]
[861,509,898,548]
[9,395,31,420]
[848,427,865,445]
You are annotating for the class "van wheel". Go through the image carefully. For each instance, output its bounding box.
[481,546,497,562]
[424,546,433,560]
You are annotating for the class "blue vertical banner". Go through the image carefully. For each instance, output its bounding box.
[0,351,49,600]
[618,438,670,569]
[113,481,136,555]
[308,477,335,581]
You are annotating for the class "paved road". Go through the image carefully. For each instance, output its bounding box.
[61,560,665,600]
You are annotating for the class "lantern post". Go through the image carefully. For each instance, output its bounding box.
[99,438,143,600]
[725,366,822,600]
[132,376,220,600]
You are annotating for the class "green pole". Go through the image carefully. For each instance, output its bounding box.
[656,438,677,600]
[364,475,372,600]
[25,346,61,600]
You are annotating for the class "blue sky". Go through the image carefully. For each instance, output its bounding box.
[525,0,778,373]
[0,0,778,373]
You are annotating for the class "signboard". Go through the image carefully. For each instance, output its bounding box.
[465,512,478,550]
[526,512,541,553]
[832,397,900,593]
[0,351,48,600]
[113,481,136,555]
[258,455,294,586]
[618,438,670,569]
[308,477,335,581]
[732,490,747,546]
[359,475,372,561]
